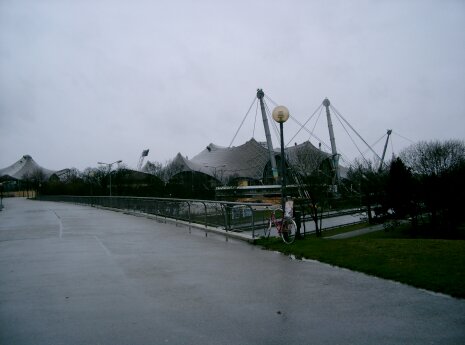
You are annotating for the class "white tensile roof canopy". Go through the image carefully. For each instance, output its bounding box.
[0,155,55,181]
[162,138,331,185]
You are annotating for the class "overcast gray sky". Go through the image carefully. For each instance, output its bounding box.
[1,0,464,171]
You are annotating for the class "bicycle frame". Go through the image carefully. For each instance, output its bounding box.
[269,211,284,235]
[265,208,297,244]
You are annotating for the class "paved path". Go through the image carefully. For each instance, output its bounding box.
[325,224,385,239]
[1,198,464,345]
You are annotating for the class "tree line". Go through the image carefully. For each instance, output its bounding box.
[347,139,465,236]
[28,160,218,199]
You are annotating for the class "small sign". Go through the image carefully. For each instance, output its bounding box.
[285,200,294,218]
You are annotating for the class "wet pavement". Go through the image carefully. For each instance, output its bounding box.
[1,198,464,345]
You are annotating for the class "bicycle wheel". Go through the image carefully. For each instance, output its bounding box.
[280,218,297,244]
[264,218,272,238]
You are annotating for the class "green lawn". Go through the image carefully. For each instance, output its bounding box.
[256,227,465,299]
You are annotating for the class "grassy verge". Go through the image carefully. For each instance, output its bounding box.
[256,226,465,299]
[319,222,370,237]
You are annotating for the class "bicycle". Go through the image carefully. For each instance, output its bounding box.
[264,207,297,244]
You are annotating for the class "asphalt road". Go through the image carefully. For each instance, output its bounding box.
[1,198,464,345]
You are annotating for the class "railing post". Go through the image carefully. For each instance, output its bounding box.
[187,201,191,232]
[221,204,228,231]
[175,200,178,227]
[248,205,255,239]
[299,203,304,236]
[202,202,207,228]
[157,199,160,217]
[155,199,159,216]
[164,200,167,223]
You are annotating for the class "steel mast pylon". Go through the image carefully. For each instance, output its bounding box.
[323,98,340,184]
[378,129,392,172]
[257,89,278,183]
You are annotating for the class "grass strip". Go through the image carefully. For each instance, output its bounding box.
[256,234,465,299]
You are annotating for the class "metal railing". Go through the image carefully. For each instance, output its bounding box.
[36,195,273,238]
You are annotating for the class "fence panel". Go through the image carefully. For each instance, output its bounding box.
[36,195,272,236]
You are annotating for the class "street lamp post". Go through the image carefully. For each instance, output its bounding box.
[98,160,122,197]
[203,164,227,182]
[272,105,290,215]
[0,182,4,211]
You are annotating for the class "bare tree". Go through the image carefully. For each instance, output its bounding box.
[288,146,332,237]
[21,171,32,197]
[27,168,46,197]
[288,145,326,178]
[163,158,185,182]
[400,139,465,233]
[61,168,81,183]
[400,139,465,176]
[144,160,164,178]
[346,158,387,224]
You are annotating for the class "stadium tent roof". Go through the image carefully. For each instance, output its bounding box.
[165,138,333,185]
[190,138,272,184]
[285,141,331,176]
[0,155,55,181]
[163,153,212,179]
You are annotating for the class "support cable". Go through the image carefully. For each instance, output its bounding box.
[392,131,415,144]
[332,109,370,165]
[286,104,324,146]
[371,133,388,150]
[310,106,324,138]
[288,115,331,151]
[252,99,259,138]
[264,94,291,144]
[264,94,279,107]
[264,100,280,142]
[229,96,257,147]
[360,133,387,156]
[330,105,381,161]
[264,94,328,149]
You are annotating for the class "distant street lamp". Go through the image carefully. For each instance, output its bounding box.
[0,182,4,211]
[272,105,290,215]
[203,164,227,182]
[98,160,122,197]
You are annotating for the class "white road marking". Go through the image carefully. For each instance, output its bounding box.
[94,235,112,256]
[52,211,63,239]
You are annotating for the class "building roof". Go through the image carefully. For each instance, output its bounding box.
[0,155,55,181]
[285,141,331,176]
[164,138,334,184]
[190,138,272,184]
[162,153,211,181]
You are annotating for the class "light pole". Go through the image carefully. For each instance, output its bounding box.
[203,164,227,182]
[272,105,290,215]
[0,182,4,211]
[98,160,122,197]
